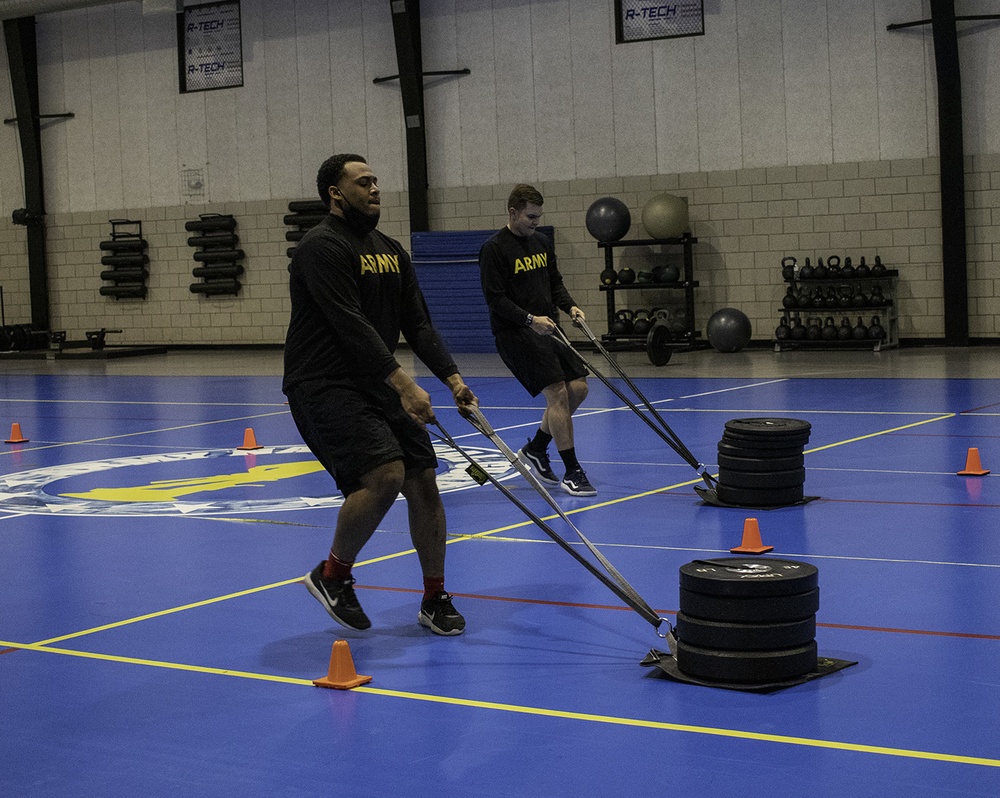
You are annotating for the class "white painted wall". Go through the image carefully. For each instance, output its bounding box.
[3,0,979,216]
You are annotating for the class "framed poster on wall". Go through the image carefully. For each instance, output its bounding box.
[178,0,244,93]
[615,1,705,44]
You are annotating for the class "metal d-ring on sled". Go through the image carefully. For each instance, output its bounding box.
[552,318,718,494]
[432,408,669,636]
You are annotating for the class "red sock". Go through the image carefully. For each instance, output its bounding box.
[323,552,353,581]
[423,576,445,600]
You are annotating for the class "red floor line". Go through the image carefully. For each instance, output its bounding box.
[0,648,19,655]
[358,585,1000,640]
[817,622,1000,641]
[822,498,1000,509]
[891,432,1000,438]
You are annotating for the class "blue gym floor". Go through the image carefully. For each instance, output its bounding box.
[2,350,999,797]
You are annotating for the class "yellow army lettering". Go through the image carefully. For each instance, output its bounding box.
[513,253,547,274]
[360,253,401,274]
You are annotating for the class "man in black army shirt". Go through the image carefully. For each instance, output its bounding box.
[284,153,477,636]
[479,184,596,497]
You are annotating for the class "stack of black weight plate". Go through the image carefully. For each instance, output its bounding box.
[716,418,811,506]
[675,557,820,684]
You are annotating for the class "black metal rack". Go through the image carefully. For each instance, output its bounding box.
[598,235,705,352]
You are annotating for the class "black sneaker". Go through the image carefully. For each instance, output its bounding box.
[418,591,466,636]
[517,442,559,485]
[561,467,596,497]
[304,562,371,630]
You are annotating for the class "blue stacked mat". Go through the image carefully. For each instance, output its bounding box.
[411,226,555,354]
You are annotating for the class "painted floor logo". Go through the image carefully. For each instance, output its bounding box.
[0,443,515,517]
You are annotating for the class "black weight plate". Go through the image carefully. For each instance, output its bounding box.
[719,467,806,490]
[676,611,816,651]
[680,557,818,597]
[722,430,810,449]
[676,639,817,684]
[717,452,804,472]
[718,441,805,459]
[725,418,812,437]
[646,322,672,366]
[715,483,804,506]
[678,586,820,623]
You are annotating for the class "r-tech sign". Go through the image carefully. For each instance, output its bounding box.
[615,1,705,43]
[181,1,243,92]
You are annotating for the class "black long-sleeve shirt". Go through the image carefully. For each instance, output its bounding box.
[479,227,576,335]
[282,214,457,392]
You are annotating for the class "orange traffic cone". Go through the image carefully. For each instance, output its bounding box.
[237,427,262,450]
[313,640,373,690]
[730,517,773,554]
[958,447,989,476]
[4,423,28,444]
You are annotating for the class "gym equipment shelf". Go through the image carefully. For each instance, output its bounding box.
[774,269,899,352]
[597,235,706,356]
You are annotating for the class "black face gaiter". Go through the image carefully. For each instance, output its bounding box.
[337,197,380,236]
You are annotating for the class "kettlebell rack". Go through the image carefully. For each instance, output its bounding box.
[597,236,705,355]
[774,255,899,352]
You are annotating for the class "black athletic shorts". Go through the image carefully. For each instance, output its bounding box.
[494,326,589,397]
[285,377,437,497]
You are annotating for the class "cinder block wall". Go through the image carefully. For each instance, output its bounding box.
[2,155,997,346]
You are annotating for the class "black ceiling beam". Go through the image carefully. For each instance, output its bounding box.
[888,3,1000,345]
[388,0,428,233]
[4,15,50,331]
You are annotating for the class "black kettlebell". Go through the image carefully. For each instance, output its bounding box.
[837,285,853,308]
[869,285,885,306]
[826,255,841,276]
[781,256,797,281]
[611,309,634,334]
[869,315,886,341]
[872,255,887,275]
[775,314,792,340]
[632,309,652,335]
[824,286,838,309]
[782,286,799,309]
[821,316,837,341]
[838,317,853,340]
[617,266,636,285]
[840,256,856,279]
[805,317,822,341]
[600,267,618,286]
[789,315,806,340]
[852,316,869,340]
[856,256,871,278]
[798,257,814,280]
[853,286,870,307]
[813,257,828,280]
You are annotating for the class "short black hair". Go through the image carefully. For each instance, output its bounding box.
[507,183,544,213]
[317,153,367,207]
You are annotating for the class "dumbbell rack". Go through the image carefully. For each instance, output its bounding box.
[774,266,899,352]
[597,235,705,352]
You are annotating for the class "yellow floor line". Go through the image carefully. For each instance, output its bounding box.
[0,410,290,456]
[2,638,997,769]
[19,413,956,648]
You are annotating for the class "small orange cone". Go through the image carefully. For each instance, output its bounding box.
[730,517,773,554]
[957,447,989,476]
[237,427,262,450]
[4,423,28,444]
[313,640,373,690]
